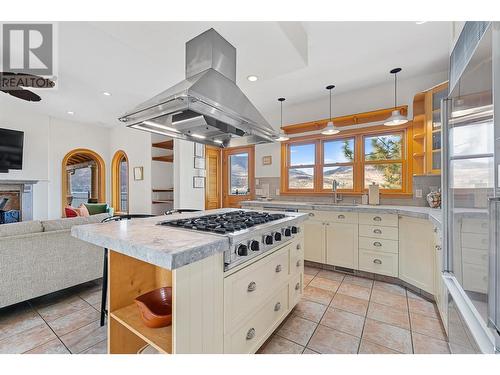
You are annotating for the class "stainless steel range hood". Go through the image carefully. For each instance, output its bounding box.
[119,28,277,148]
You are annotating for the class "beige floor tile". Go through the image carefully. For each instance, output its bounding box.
[330,293,369,317]
[317,270,345,282]
[303,286,334,305]
[304,266,321,276]
[367,302,410,330]
[308,277,341,292]
[258,335,304,354]
[36,296,90,323]
[60,320,107,353]
[373,281,407,297]
[277,315,317,346]
[410,312,447,341]
[80,339,107,354]
[47,306,99,337]
[358,339,400,354]
[370,289,408,312]
[78,289,102,307]
[320,308,365,337]
[303,348,320,354]
[337,282,371,301]
[412,332,450,354]
[308,325,359,354]
[25,338,70,354]
[0,323,57,354]
[0,305,45,341]
[362,318,412,354]
[408,297,439,319]
[343,275,373,289]
[294,299,328,323]
[303,274,314,286]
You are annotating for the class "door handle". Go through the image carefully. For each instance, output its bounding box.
[295,282,300,290]
[247,281,257,292]
[373,259,382,264]
[373,216,382,222]
[373,241,382,247]
[338,214,345,219]
[275,264,282,273]
[296,260,301,267]
[246,328,256,340]
[274,302,281,311]
[373,229,382,234]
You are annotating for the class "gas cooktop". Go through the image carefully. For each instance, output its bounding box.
[159,210,286,234]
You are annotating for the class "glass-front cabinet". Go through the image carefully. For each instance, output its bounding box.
[426,82,448,174]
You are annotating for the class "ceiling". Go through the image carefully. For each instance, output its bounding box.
[0,21,451,130]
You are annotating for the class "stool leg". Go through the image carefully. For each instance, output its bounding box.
[100,248,108,327]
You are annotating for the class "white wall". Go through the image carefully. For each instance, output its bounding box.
[255,70,449,179]
[173,139,205,210]
[110,126,152,214]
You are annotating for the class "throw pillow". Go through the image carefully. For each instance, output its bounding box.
[78,204,90,217]
[64,206,78,218]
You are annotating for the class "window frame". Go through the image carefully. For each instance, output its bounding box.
[281,125,411,196]
[286,141,317,192]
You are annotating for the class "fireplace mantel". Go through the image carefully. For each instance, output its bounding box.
[0,179,39,185]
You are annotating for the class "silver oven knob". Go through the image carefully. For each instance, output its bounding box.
[283,227,292,237]
[249,240,260,251]
[274,232,282,241]
[264,234,273,245]
[236,244,248,256]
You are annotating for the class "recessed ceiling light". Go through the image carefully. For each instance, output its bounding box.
[67,111,74,115]
[415,21,428,25]
[247,75,258,82]
[102,91,112,96]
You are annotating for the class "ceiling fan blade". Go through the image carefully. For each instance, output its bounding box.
[4,88,41,102]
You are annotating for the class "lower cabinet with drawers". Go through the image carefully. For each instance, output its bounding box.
[460,218,489,293]
[223,234,304,353]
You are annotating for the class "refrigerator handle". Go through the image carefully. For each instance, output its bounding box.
[488,196,500,338]
[441,97,451,271]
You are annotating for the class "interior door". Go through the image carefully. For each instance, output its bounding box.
[205,146,221,210]
[222,146,255,208]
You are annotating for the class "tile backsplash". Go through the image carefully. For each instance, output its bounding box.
[255,175,441,207]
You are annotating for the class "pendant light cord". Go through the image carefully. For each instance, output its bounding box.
[329,88,332,121]
[394,72,397,109]
[280,100,283,128]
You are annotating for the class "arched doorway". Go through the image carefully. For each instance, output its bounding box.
[111,150,129,214]
[61,148,106,217]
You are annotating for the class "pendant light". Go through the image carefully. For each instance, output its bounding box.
[274,97,289,142]
[384,67,408,126]
[321,85,340,135]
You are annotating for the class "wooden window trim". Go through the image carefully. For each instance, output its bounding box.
[112,150,129,214]
[280,123,413,197]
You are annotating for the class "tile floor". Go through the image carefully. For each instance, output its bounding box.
[1,268,450,354]
[258,266,450,354]
[0,279,107,354]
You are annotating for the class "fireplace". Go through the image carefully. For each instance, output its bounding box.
[0,180,37,223]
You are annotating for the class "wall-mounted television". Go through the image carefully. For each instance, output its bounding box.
[0,128,24,172]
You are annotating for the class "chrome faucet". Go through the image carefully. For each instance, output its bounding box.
[332,179,343,204]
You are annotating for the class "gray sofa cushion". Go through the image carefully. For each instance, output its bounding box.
[41,213,110,232]
[0,220,44,237]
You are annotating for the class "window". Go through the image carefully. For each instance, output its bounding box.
[229,153,249,195]
[282,129,409,195]
[112,150,129,213]
[363,134,403,190]
[288,143,315,189]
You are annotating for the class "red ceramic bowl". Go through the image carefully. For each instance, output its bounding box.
[134,287,172,328]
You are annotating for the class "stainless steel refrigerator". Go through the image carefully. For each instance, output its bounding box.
[442,21,500,353]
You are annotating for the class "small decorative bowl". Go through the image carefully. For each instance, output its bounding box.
[134,287,172,328]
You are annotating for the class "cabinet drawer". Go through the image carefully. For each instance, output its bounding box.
[463,248,488,267]
[303,210,358,224]
[461,232,488,250]
[289,273,303,307]
[461,219,488,234]
[359,213,398,227]
[359,225,398,240]
[224,285,289,354]
[224,245,290,332]
[359,236,398,254]
[359,249,398,277]
[463,263,488,294]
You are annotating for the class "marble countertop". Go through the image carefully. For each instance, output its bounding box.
[71,212,230,270]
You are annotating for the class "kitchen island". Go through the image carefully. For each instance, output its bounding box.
[72,209,308,354]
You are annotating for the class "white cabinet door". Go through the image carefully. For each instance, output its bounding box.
[325,222,358,269]
[399,216,435,294]
[303,219,325,263]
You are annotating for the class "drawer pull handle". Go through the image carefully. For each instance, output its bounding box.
[274,302,281,311]
[296,260,302,267]
[373,241,382,247]
[295,282,300,290]
[373,216,382,222]
[247,281,257,292]
[246,328,256,340]
[275,264,282,273]
[373,229,382,234]
[338,214,345,219]
[309,212,315,217]
[296,244,301,250]
[373,259,382,265]
[435,245,442,251]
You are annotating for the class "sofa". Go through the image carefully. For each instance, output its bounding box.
[0,213,109,309]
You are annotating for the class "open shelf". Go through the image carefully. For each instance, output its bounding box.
[111,304,172,354]
[152,155,174,163]
[413,133,425,140]
[413,152,424,158]
[152,140,174,150]
[152,188,174,193]
[152,200,174,204]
